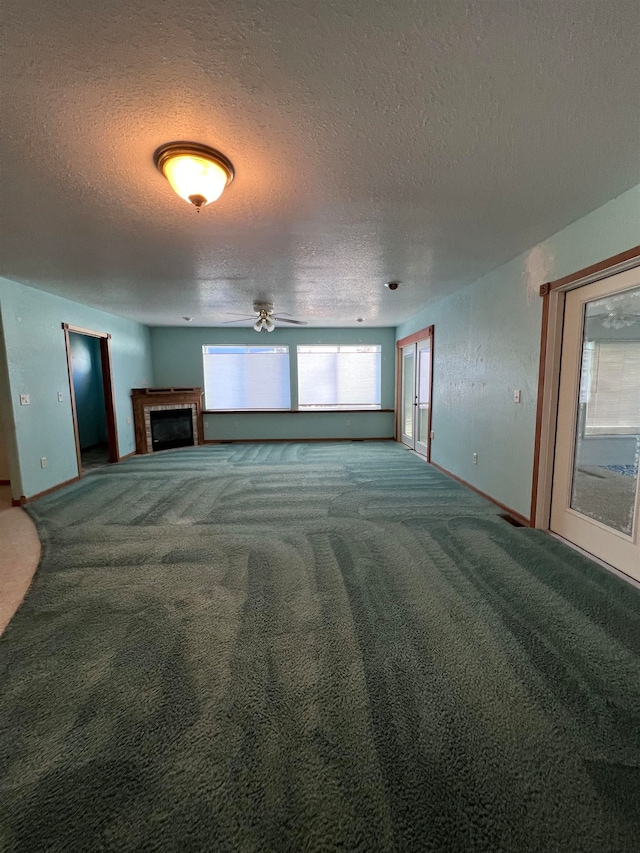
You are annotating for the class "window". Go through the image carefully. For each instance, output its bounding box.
[203,345,291,410]
[583,340,640,436]
[297,345,381,410]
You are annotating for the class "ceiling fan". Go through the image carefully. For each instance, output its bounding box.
[224,302,308,332]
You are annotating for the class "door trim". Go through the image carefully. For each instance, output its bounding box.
[539,245,640,295]
[397,326,435,349]
[62,323,120,475]
[396,326,434,460]
[531,246,640,528]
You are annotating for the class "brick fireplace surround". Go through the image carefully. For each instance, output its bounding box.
[131,388,205,454]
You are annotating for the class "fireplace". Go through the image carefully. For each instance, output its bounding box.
[131,387,204,454]
[149,408,194,451]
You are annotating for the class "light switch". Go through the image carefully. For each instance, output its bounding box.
[20,393,30,406]
[513,390,521,403]
[58,392,64,402]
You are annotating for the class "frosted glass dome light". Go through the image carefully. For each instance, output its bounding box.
[154,142,235,210]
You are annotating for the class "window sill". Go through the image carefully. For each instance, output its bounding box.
[203,408,395,415]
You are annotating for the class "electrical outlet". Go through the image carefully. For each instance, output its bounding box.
[513,389,521,403]
[58,392,64,402]
[346,419,351,426]
[126,416,132,424]
[473,453,478,465]
[40,457,47,468]
[20,393,30,406]
[430,431,435,440]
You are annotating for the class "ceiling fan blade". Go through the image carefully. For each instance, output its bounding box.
[273,317,308,325]
[222,318,253,325]
[225,312,256,318]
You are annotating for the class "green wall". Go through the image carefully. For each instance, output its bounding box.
[2,182,638,505]
[396,184,640,520]
[0,278,153,499]
[151,326,396,441]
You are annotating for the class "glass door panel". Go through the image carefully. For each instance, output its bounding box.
[401,347,415,447]
[416,339,431,457]
[570,288,640,534]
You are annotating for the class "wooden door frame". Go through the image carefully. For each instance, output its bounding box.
[62,323,120,475]
[531,245,640,528]
[396,326,434,461]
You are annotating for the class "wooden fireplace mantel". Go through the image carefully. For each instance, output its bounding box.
[131,387,205,454]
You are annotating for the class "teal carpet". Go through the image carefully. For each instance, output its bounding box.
[1,441,640,852]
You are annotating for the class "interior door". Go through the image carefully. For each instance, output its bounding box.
[550,267,640,580]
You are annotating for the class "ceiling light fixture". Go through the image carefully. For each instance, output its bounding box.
[254,315,275,333]
[154,142,235,211]
[602,311,637,330]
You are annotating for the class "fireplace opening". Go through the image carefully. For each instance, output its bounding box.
[149,408,194,451]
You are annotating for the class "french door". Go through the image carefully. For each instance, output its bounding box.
[400,332,432,459]
[550,267,640,580]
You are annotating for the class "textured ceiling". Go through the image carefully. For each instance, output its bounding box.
[2,0,639,327]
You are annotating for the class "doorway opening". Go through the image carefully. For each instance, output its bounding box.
[62,324,119,477]
[0,411,12,507]
[0,312,17,505]
[396,326,434,460]
[533,250,640,582]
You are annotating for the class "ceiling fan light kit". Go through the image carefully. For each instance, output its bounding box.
[154,142,235,210]
[254,316,275,333]
[602,312,636,330]
[223,302,308,332]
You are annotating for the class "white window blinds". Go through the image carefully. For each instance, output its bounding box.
[584,340,640,435]
[297,345,381,410]
[203,345,291,410]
